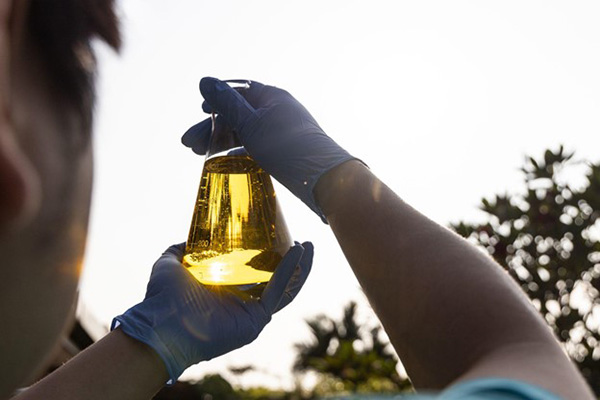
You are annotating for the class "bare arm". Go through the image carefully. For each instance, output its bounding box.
[13,329,168,400]
[314,160,593,399]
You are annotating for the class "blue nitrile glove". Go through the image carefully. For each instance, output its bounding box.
[181,77,358,223]
[111,241,313,385]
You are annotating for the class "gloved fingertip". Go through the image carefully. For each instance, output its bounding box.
[287,241,313,286]
[286,242,305,261]
[299,243,314,269]
[297,242,314,277]
[293,241,313,281]
[181,126,195,147]
[200,77,230,99]
[202,101,214,114]
[163,242,186,259]
[291,241,313,266]
[301,241,314,254]
[182,118,212,149]
[199,76,219,94]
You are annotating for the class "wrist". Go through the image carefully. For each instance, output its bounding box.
[111,311,182,385]
[314,160,370,220]
[110,328,170,384]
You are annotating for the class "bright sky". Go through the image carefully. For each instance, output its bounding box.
[79,0,600,389]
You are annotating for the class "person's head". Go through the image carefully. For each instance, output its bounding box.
[0,0,120,395]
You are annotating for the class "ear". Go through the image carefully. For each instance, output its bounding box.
[0,0,40,232]
[0,124,41,231]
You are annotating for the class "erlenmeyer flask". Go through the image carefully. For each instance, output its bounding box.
[183,108,292,297]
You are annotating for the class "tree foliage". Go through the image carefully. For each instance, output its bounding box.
[294,302,413,395]
[153,374,239,400]
[452,146,600,395]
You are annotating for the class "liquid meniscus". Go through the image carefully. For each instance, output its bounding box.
[183,155,291,290]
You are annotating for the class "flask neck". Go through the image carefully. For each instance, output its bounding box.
[206,114,244,159]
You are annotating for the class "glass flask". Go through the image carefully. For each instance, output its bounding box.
[183,103,292,297]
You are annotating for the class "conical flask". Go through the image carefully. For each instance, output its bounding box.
[183,111,292,296]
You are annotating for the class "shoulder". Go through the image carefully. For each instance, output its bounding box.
[318,378,562,400]
[438,378,563,400]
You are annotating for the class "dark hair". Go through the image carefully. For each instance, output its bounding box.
[27,0,121,130]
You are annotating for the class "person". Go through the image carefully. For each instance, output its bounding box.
[1,1,312,399]
[0,2,593,400]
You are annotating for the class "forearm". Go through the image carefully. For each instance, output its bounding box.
[314,161,591,397]
[13,329,168,400]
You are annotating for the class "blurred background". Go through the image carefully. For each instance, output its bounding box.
[76,0,600,395]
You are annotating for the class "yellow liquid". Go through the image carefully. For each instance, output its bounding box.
[183,155,291,289]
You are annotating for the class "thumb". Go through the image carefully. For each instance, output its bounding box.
[162,242,186,259]
[259,244,305,315]
[181,118,212,155]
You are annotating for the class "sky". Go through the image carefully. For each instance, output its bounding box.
[79,0,600,389]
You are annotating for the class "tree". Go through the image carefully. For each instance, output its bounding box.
[294,302,413,395]
[153,374,240,400]
[452,146,600,395]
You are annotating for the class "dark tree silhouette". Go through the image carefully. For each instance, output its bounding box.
[294,302,413,394]
[153,374,240,400]
[452,146,600,395]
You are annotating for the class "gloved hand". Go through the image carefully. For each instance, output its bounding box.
[181,77,358,222]
[112,241,313,385]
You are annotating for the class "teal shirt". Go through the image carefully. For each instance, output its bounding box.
[324,378,562,399]
[436,378,562,399]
